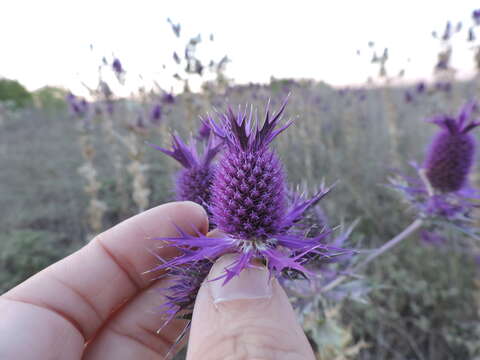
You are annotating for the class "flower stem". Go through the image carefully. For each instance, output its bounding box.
[321,218,424,293]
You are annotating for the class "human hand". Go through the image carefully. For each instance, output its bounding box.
[0,201,315,359]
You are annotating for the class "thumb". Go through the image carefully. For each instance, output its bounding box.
[186,254,315,360]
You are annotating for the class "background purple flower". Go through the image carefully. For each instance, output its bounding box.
[162,92,175,105]
[150,134,222,208]
[424,102,479,193]
[112,58,124,74]
[149,104,162,124]
[473,9,480,25]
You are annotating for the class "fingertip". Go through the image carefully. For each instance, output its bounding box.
[174,201,209,234]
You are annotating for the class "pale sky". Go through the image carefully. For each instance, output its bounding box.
[1,0,479,95]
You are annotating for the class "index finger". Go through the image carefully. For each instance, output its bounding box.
[0,201,208,359]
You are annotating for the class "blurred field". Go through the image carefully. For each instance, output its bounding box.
[1,78,480,359]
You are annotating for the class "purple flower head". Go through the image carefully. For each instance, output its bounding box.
[66,93,89,118]
[149,104,162,124]
[473,9,480,25]
[162,92,175,105]
[155,259,212,324]
[147,254,212,339]
[152,100,351,288]
[415,82,426,94]
[424,102,479,193]
[150,134,222,208]
[112,58,124,74]
[207,102,292,240]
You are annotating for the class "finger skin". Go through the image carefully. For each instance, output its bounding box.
[82,280,188,360]
[0,201,208,360]
[187,278,315,360]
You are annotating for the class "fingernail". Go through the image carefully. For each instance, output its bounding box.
[208,254,273,304]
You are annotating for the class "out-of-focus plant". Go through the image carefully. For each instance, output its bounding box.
[67,93,107,240]
[347,244,480,360]
[389,102,479,255]
[0,230,68,293]
[0,78,32,109]
[149,131,222,210]
[32,86,68,112]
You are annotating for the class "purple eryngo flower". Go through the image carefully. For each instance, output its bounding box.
[149,104,162,124]
[424,102,479,193]
[162,92,175,105]
[473,9,480,25]
[151,134,222,207]
[416,82,426,94]
[66,93,89,118]
[153,101,349,285]
[156,259,212,325]
[112,58,124,74]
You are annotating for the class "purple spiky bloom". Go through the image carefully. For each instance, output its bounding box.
[415,82,426,94]
[150,134,222,207]
[473,9,480,25]
[424,102,479,193]
[149,104,162,124]
[162,92,175,105]
[208,105,289,240]
[112,58,123,74]
[156,260,212,323]
[66,93,89,118]
[152,101,350,288]
[148,254,212,344]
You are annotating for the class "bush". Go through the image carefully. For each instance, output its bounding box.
[0,78,32,109]
[33,86,68,111]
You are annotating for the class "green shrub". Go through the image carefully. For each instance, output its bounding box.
[0,78,32,109]
[33,86,68,111]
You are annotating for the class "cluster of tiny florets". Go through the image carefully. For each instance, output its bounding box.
[390,103,480,243]
[177,166,214,206]
[424,103,479,193]
[211,149,286,240]
[151,133,222,208]
[425,131,475,192]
